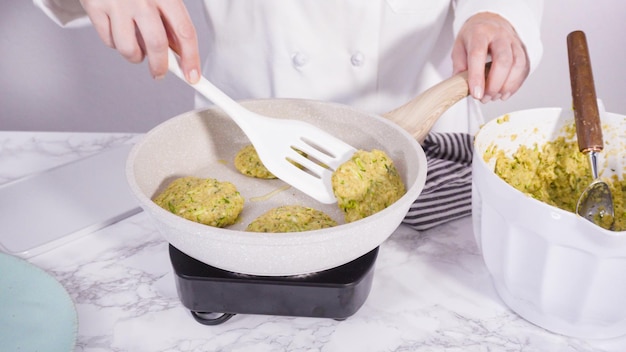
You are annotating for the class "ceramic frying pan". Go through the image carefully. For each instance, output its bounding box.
[126,73,471,276]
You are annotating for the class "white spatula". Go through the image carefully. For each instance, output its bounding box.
[167,49,357,204]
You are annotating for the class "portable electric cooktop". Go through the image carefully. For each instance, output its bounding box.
[169,244,379,325]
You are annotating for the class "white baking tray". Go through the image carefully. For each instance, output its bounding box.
[0,144,141,258]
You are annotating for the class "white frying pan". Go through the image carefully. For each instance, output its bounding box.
[126,73,470,276]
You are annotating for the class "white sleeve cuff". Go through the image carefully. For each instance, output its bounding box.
[453,0,544,73]
[33,0,91,28]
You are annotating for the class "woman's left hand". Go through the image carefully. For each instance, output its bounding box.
[452,12,530,103]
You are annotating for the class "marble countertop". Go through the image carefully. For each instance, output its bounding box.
[1,131,624,352]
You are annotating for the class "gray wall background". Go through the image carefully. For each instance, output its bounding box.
[1,1,625,132]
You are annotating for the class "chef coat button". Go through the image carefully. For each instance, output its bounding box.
[292,52,309,68]
[351,52,365,67]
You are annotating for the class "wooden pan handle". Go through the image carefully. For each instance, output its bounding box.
[383,63,490,143]
[567,30,603,153]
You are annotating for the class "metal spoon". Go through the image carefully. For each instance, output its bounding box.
[567,30,615,229]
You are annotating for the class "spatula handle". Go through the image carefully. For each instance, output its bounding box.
[567,30,603,153]
[167,48,251,126]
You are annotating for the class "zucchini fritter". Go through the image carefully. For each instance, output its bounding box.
[234,144,276,179]
[246,205,337,232]
[153,176,244,227]
[332,149,406,223]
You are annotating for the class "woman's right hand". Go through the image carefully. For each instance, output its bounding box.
[79,0,201,83]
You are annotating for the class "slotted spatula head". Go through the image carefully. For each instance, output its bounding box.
[167,49,356,203]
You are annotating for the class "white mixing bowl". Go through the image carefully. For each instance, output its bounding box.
[472,106,626,339]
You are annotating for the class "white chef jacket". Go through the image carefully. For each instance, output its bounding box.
[35,0,543,135]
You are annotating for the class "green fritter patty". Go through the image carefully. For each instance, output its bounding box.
[234,144,309,179]
[153,176,244,227]
[234,144,276,179]
[332,149,406,223]
[246,205,337,233]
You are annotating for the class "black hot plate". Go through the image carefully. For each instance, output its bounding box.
[169,244,379,325]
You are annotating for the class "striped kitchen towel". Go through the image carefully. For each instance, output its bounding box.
[403,132,473,231]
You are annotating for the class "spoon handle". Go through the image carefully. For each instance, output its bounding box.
[567,30,603,153]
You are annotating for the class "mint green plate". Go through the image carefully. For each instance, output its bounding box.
[0,252,77,351]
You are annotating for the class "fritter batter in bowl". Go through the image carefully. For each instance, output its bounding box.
[487,127,626,231]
